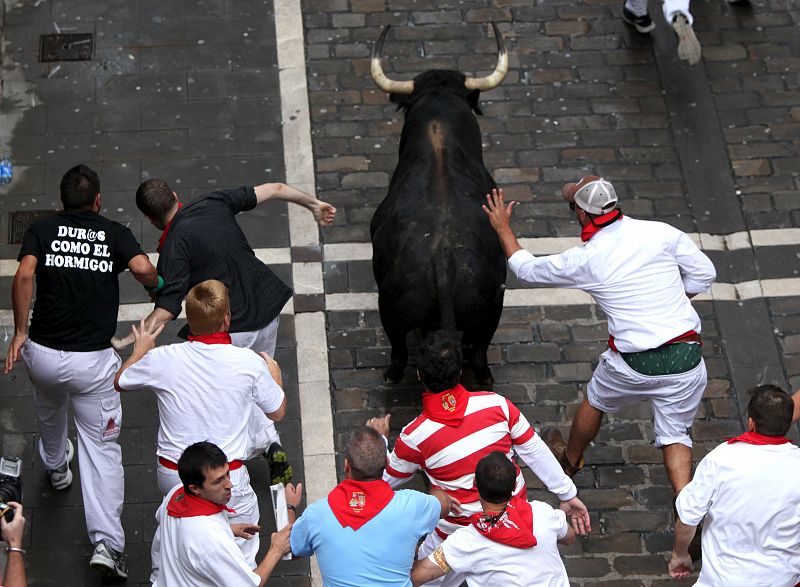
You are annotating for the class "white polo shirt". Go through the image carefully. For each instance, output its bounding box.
[676,441,800,586]
[434,500,570,587]
[509,216,716,352]
[118,341,284,462]
[152,485,260,587]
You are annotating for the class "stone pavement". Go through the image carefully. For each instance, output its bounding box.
[0,0,799,585]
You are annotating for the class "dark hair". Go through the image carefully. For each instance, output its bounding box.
[416,331,462,392]
[747,384,793,437]
[136,178,176,223]
[60,164,100,210]
[345,427,387,481]
[475,451,516,504]
[178,441,228,494]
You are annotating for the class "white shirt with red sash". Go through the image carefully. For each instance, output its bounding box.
[676,432,800,587]
[385,385,576,538]
[508,215,716,353]
[431,497,570,587]
[152,484,260,587]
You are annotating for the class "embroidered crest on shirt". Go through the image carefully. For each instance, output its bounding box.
[349,491,367,512]
[441,393,457,413]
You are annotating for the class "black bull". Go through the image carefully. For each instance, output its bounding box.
[369,25,509,384]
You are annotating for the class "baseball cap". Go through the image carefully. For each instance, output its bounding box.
[562,176,619,215]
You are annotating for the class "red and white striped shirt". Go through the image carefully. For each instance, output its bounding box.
[385,387,577,538]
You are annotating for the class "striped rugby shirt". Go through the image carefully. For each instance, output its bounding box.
[384,387,577,538]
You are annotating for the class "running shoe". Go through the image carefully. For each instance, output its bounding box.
[90,539,128,580]
[622,4,656,33]
[48,438,74,491]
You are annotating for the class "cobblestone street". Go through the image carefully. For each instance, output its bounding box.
[1,0,799,585]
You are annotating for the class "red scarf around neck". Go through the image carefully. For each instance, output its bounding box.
[580,210,623,242]
[156,202,183,253]
[187,332,232,345]
[727,431,790,445]
[469,495,536,549]
[327,479,394,531]
[422,384,469,426]
[166,487,236,518]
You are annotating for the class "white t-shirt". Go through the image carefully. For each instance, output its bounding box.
[434,500,570,587]
[118,341,284,461]
[676,441,800,587]
[152,485,260,587]
[509,216,716,352]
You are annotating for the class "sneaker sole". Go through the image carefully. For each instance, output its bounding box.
[90,558,128,580]
[622,14,655,33]
[50,467,73,491]
[673,16,701,65]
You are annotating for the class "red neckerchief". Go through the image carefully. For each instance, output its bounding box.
[187,332,232,345]
[166,487,236,518]
[421,384,469,426]
[580,209,623,242]
[469,495,536,549]
[727,431,790,446]
[156,202,183,253]
[327,479,394,531]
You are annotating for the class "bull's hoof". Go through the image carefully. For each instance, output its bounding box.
[384,366,404,384]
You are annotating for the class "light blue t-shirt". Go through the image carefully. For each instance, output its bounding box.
[291,489,441,587]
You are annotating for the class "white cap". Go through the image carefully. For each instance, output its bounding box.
[563,176,618,215]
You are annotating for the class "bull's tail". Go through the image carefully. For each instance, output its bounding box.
[432,242,457,332]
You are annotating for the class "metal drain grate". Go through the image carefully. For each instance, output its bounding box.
[8,210,58,244]
[39,34,93,62]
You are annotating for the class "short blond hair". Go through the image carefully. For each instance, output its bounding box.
[186,280,230,335]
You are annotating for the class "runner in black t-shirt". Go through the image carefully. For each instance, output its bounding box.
[4,164,158,580]
[117,177,335,485]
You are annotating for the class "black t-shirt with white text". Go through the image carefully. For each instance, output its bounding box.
[19,210,144,351]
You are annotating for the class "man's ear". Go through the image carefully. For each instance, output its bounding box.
[747,416,756,433]
[343,459,351,475]
[187,483,202,496]
[93,193,102,211]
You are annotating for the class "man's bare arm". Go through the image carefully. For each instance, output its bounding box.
[4,256,37,374]
[112,306,175,351]
[253,182,336,226]
[411,553,448,586]
[254,524,292,587]
[114,319,165,390]
[127,253,159,288]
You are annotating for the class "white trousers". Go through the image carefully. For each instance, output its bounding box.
[625,0,693,25]
[22,340,125,551]
[230,317,282,455]
[154,465,260,567]
[417,531,466,587]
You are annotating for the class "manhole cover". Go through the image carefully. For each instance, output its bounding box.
[8,210,58,244]
[39,34,93,62]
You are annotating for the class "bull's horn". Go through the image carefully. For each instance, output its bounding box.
[370,26,415,94]
[464,23,508,91]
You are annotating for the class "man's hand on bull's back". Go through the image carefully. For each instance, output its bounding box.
[482,188,523,259]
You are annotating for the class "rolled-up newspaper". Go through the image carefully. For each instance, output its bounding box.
[270,482,293,560]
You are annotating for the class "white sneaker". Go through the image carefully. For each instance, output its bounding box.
[672,14,702,65]
[48,439,74,491]
[90,540,128,579]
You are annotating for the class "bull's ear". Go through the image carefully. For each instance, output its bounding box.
[466,89,483,115]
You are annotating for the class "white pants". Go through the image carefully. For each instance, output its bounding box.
[587,348,707,448]
[154,465,260,566]
[22,340,125,551]
[230,317,282,455]
[625,0,693,24]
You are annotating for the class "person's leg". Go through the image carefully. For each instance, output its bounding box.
[68,349,126,557]
[228,467,260,567]
[156,463,181,496]
[22,343,71,478]
[663,442,693,493]
[663,0,693,24]
[622,0,656,33]
[566,400,604,466]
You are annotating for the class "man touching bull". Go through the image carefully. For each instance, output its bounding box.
[483,177,716,496]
